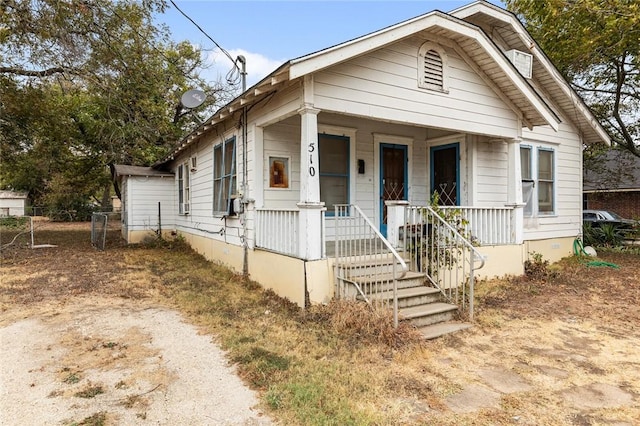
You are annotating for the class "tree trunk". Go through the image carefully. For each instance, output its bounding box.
[101,182,112,212]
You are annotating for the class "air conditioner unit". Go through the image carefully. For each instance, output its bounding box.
[506,49,533,79]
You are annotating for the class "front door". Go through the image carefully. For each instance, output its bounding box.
[380,143,408,236]
[430,143,459,206]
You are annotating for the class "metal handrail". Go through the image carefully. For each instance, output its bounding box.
[404,206,485,321]
[334,204,408,327]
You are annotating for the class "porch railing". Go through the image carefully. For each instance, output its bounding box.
[440,206,515,245]
[403,206,485,321]
[255,208,299,257]
[334,204,408,327]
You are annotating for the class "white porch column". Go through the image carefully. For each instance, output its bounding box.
[299,103,321,203]
[298,103,324,260]
[386,200,409,249]
[506,138,525,244]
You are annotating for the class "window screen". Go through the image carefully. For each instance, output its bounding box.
[318,134,349,214]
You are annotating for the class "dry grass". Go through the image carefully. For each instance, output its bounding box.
[2,225,640,425]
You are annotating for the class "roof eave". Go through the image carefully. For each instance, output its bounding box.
[451,1,610,145]
[160,62,292,165]
[289,11,559,132]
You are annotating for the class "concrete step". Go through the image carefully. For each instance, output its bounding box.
[367,286,442,308]
[418,322,473,340]
[350,271,426,290]
[334,252,407,266]
[399,302,457,327]
[336,258,411,278]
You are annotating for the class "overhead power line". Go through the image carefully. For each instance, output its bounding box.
[168,0,242,85]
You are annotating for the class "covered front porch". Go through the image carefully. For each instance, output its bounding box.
[251,109,526,262]
[248,106,529,327]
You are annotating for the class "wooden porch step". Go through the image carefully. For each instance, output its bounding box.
[418,322,472,340]
[399,302,457,327]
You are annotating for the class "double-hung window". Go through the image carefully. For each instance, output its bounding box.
[213,136,236,214]
[318,134,349,215]
[537,148,554,214]
[520,146,533,216]
[520,145,555,216]
[178,162,190,214]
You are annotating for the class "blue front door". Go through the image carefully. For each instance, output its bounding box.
[430,143,460,206]
[380,143,408,236]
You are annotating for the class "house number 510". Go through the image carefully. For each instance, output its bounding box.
[308,142,316,176]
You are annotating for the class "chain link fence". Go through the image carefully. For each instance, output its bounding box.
[1,212,122,259]
[91,213,109,250]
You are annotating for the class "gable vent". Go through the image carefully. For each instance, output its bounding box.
[506,49,533,79]
[423,50,444,89]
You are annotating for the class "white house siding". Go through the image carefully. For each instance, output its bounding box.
[474,138,509,206]
[313,35,520,140]
[171,132,243,248]
[0,197,27,216]
[125,176,175,242]
[121,179,129,239]
[262,121,301,209]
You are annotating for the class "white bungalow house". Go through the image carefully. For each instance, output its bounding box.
[115,2,609,332]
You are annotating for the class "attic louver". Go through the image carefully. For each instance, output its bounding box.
[423,50,444,89]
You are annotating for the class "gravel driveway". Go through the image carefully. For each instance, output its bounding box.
[0,297,272,425]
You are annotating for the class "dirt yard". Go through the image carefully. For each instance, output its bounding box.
[1,220,639,425]
[0,221,271,425]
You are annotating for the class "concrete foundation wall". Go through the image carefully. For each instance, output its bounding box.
[159,231,578,308]
[176,231,336,308]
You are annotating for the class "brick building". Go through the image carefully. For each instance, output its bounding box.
[584,149,640,220]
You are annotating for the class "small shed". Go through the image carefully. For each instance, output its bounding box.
[111,165,175,243]
[0,191,29,216]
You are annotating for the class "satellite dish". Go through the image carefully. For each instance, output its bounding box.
[181,89,206,109]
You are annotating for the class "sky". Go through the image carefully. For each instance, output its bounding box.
[156,0,504,88]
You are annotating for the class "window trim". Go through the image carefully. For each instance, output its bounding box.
[213,136,237,215]
[520,145,533,217]
[418,41,449,93]
[537,147,555,215]
[268,155,290,189]
[520,145,532,182]
[520,144,556,217]
[177,161,190,215]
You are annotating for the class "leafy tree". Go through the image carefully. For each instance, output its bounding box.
[506,0,640,157]
[0,0,234,216]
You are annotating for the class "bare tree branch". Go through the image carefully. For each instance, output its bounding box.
[0,66,76,77]
[612,61,640,157]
